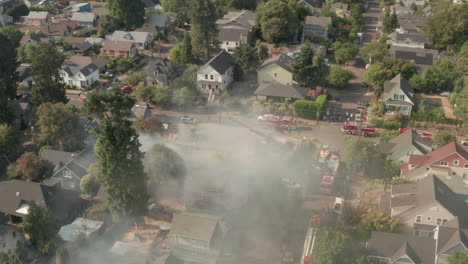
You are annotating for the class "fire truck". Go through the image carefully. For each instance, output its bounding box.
[398,128,433,141]
[265,116,297,129]
[320,176,336,194]
[341,122,375,137]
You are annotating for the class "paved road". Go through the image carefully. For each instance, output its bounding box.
[362,0,382,44]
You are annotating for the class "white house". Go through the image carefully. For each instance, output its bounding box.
[60,56,100,89]
[109,31,153,49]
[383,73,415,116]
[197,50,234,102]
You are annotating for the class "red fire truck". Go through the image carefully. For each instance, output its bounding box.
[265,116,297,129]
[320,176,335,194]
[398,128,433,141]
[341,122,375,137]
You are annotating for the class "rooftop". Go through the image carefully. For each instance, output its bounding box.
[200,50,234,74]
[169,213,219,242]
[304,16,332,27]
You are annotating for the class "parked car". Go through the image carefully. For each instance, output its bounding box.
[257,114,277,121]
[79,95,87,102]
[461,139,468,146]
[282,251,294,264]
[180,116,194,123]
[120,85,133,94]
[365,64,371,69]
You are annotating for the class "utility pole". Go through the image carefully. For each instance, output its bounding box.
[218,90,221,123]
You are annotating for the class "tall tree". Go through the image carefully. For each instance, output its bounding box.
[229,0,257,10]
[333,41,359,64]
[328,65,354,89]
[85,91,148,220]
[256,0,297,44]
[181,33,194,64]
[30,43,67,106]
[359,37,388,64]
[293,42,328,88]
[433,131,457,148]
[10,152,43,181]
[382,7,393,34]
[162,0,191,26]
[233,44,259,81]
[23,202,57,255]
[190,0,218,60]
[6,3,29,21]
[257,42,269,62]
[448,251,468,264]
[0,32,18,124]
[98,15,122,38]
[0,124,17,156]
[344,137,377,174]
[0,26,24,47]
[144,144,186,186]
[107,0,145,30]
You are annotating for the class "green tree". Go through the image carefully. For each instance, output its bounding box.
[30,43,67,106]
[433,131,457,148]
[134,115,164,135]
[127,72,146,86]
[382,7,393,33]
[98,15,122,37]
[170,64,199,90]
[381,57,417,80]
[0,32,18,124]
[256,0,297,44]
[144,144,186,186]
[11,152,43,181]
[17,41,41,63]
[172,87,195,108]
[256,42,269,62]
[380,130,399,142]
[85,91,148,220]
[293,42,328,87]
[383,156,400,179]
[0,123,16,155]
[0,241,28,264]
[361,211,401,233]
[448,250,468,264]
[169,45,184,65]
[313,228,368,264]
[181,32,194,64]
[162,0,191,26]
[363,62,394,92]
[80,163,101,196]
[23,202,57,255]
[411,59,459,94]
[35,103,83,151]
[107,0,145,30]
[0,26,24,47]
[359,37,388,64]
[328,65,354,88]
[391,7,398,30]
[233,44,259,81]
[228,0,257,9]
[190,0,218,60]
[344,137,377,174]
[333,41,359,64]
[6,3,29,21]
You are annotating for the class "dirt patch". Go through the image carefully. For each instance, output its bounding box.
[419,94,455,119]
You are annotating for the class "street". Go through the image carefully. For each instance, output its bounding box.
[362,0,382,44]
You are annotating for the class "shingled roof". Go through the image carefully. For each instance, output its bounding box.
[383,73,415,104]
[170,213,220,242]
[255,83,308,99]
[200,50,234,74]
[258,53,294,73]
[380,129,432,156]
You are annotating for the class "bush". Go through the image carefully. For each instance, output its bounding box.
[7,162,17,179]
[39,145,52,156]
[85,202,110,221]
[293,95,328,119]
[383,120,401,130]
[380,130,399,142]
[80,174,100,196]
[370,118,384,128]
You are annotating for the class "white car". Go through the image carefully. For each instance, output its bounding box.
[257,114,277,121]
[461,139,468,146]
[180,116,194,123]
[365,64,371,69]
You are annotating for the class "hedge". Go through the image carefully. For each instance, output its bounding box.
[370,118,401,130]
[293,95,328,119]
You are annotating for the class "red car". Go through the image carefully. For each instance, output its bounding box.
[120,85,133,94]
[79,95,87,102]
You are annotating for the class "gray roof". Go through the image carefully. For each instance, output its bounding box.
[397,13,428,30]
[144,57,172,77]
[255,83,308,99]
[128,104,151,121]
[0,180,51,217]
[169,213,219,242]
[26,11,49,20]
[201,50,234,74]
[110,31,151,44]
[304,16,332,27]
[383,73,415,104]
[58,217,103,242]
[389,46,438,68]
[16,64,33,81]
[381,129,432,156]
[217,26,250,42]
[70,12,96,23]
[216,10,255,28]
[75,41,93,51]
[146,13,170,27]
[61,56,99,77]
[395,32,426,43]
[436,219,468,255]
[258,53,294,73]
[40,149,75,168]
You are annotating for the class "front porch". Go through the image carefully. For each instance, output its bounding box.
[384,102,412,116]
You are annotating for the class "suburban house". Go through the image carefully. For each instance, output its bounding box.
[73,41,93,55]
[0,180,80,223]
[143,57,173,86]
[109,31,153,49]
[60,56,100,89]
[387,32,426,49]
[330,3,349,18]
[91,6,109,18]
[380,129,433,163]
[101,40,137,57]
[0,13,12,26]
[167,212,229,264]
[216,10,255,53]
[41,23,73,38]
[380,175,468,230]
[197,50,234,99]
[302,16,332,42]
[297,0,322,15]
[145,13,171,34]
[70,12,97,28]
[23,11,51,26]
[394,4,414,15]
[255,83,308,102]
[388,46,439,72]
[20,32,52,45]
[66,36,86,47]
[128,104,152,122]
[257,53,295,86]
[366,218,468,264]
[383,73,415,116]
[400,142,468,198]
[58,217,104,242]
[397,13,428,34]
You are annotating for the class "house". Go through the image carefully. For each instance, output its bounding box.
[142,0,161,11]
[73,41,93,55]
[255,83,308,102]
[257,53,295,86]
[70,12,97,28]
[128,104,151,122]
[401,0,430,9]
[383,73,415,116]
[63,2,91,13]
[40,149,75,169]
[143,57,173,86]
[84,37,104,45]
[58,217,103,242]
[197,50,234,98]
[66,36,86,47]
[400,142,468,197]
[331,3,349,18]
[380,129,433,162]
[0,225,26,254]
[145,12,171,34]
[302,16,332,42]
[19,32,52,45]
[41,23,73,38]
[387,32,426,49]
[23,11,51,26]
[109,31,153,49]
[397,13,428,34]
[16,63,33,89]
[101,40,137,57]
[380,175,468,230]
[0,13,12,26]
[167,212,229,264]
[366,218,468,264]
[297,0,322,15]
[60,56,100,89]
[394,4,414,15]
[388,46,438,72]
[0,180,80,223]
[216,10,255,53]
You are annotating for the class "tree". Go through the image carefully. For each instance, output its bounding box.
[23,202,57,255]
[380,130,399,142]
[424,1,467,51]
[98,15,122,37]
[313,228,367,264]
[169,45,184,65]
[433,131,457,148]
[107,0,145,30]
[359,37,388,64]
[256,41,269,62]
[293,42,328,87]
[0,241,28,264]
[127,72,146,86]
[11,152,43,181]
[233,44,259,80]
[256,0,297,44]
[85,91,148,220]
[0,123,16,155]
[391,7,398,31]
[190,0,218,60]
[0,26,24,47]
[333,41,359,64]
[411,59,459,94]
[448,250,468,264]
[381,57,417,80]
[162,0,191,26]
[172,87,196,108]
[134,115,164,135]
[144,144,186,186]
[6,3,29,21]
[30,43,67,106]
[363,62,394,92]
[80,163,101,196]
[361,211,401,233]
[382,7,393,34]
[228,0,257,10]
[35,103,83,151]
[383,156,400,179]
[328,65,354,88]
[181,32,194,64]
[344,137,377,174]
[0,32,18,124]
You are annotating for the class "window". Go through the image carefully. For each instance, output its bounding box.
[205,74,208,79]
[454,160,459,165]
[442,219,448,225]
[427,216,431,221]
[463,173,467,180]
[394,94,405,100]
[436,218,442,225]
[452,171,456,176]
[274,73,278,77]
[440,161,448,166]
[210,75,213,80]
[226,42,228,45]
[465,164,468,168]
[415,215,422,223]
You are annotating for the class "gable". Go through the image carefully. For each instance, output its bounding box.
[439,242,467,256]
[198,65,218,75]
[258,63,292,75]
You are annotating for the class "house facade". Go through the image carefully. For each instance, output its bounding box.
[23,11,51,26]
[60,56,100,89]
[109,31,153,49]
[197,50,234,99]
[216,10,255,53]
[388,32,426,49]
[257,53,295,86]
[143,57,173,86]
[101,40,137,57]
[302,16,331,41]
[383,74,415,116]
